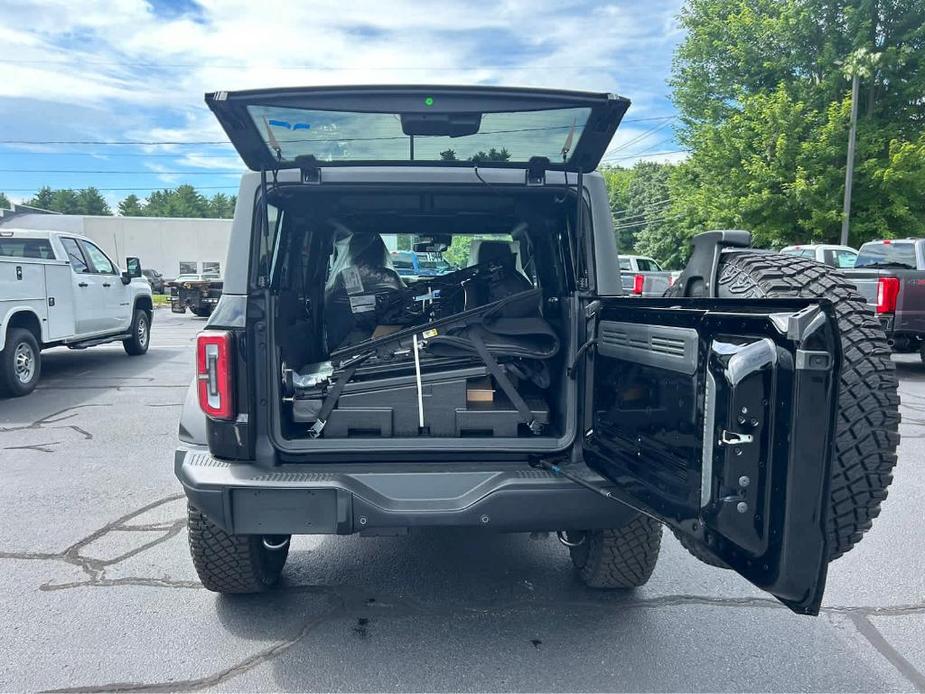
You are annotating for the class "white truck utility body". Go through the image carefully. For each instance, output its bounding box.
[0,228,153,395]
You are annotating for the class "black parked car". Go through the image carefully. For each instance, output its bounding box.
[142,268,165,294]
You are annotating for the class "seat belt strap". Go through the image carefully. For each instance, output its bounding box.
[308,352,371,438]
[469,330,543,435]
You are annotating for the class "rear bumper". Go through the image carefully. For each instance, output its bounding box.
[171,294,219,311]
[174,446,637,535]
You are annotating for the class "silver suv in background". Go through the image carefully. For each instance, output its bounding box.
[780,244,858,268]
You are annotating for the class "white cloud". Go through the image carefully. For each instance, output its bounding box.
[0,0,686,198]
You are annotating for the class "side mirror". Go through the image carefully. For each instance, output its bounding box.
[123,257,142,284]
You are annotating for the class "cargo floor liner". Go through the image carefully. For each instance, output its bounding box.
[290,363,550,438]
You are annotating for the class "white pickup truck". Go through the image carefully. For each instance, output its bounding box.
[0,228,153,396]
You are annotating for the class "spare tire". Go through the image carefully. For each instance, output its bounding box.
[669,251,900,564]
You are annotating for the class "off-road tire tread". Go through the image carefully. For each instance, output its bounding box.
[672,252,900,564]
[570,515,662,588]
[187,504,289,593]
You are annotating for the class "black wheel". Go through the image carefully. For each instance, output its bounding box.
[567,515,662,589]
[187,504,290,593]
[0,327,42,397]
[190,307,210,318]
[122,309,150,356]
[669,252,900,565]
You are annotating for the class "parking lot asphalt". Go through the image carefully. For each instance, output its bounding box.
[1,309,924,692]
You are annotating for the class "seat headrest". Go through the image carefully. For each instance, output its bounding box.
[477,240,515,266]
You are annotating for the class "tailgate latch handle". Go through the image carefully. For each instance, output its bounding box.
[719,430,754,446]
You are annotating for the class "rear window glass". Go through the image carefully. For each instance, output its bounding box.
[855,242,917,269]
[0,238,54,259]
[246,105,591,164]
[636,258,661,271]
[391,252,414,269]
[823,249,857,268]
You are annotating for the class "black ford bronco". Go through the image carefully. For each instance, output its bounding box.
[175,86,899,615]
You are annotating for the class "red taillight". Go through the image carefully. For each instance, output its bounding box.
[197,330,234,420]
[632,273,645,295]
[876,277,900,314]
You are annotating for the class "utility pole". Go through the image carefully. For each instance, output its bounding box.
[840,71,860,247]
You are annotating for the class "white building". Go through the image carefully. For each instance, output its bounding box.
[0,204,231,278]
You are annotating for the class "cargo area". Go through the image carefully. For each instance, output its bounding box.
[261,184,582,451]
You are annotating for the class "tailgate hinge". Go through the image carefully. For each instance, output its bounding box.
[297,155,322,184]
[526,156,549,186]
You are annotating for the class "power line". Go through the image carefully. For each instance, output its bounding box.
[605,117,676,156]
[0,169,242,175]
[611,198,672,216]
[0,151,242,159]
[1,185,239,192]
[612,212,685,230]
[613,200,673,221]
[601,149,689,163]
[0,116,677,148]
[0,58,636,71]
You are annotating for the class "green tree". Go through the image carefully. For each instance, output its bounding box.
[669,0,925,250]
[469,147,511,163]
[118,194,145,216]
[76,187,111,215]
[0,192,10,209]
[23,187,112,215]
[615,162,676,254]
[206,192,236,218]
[142,185,209,217]
[26,186,55,210]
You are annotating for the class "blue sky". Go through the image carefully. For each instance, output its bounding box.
[0,0,686,210]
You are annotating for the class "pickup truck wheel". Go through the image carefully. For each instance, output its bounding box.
[0,328,42,397]
[668,251,900,566]
[567,515,662,589]
[123,309,150,356]
[187,504,290,593]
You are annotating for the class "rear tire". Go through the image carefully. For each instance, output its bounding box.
[0,328,42,397]
[187,504,290,593]
[668,252,900,564]
[568,515,662,589]
[123,309,150,355]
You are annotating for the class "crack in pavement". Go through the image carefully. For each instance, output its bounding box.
[37,588,925,694]
[3,442,62,453]
[0,493,186,588]
[847,612,925,693]
[43,599,346,694]
[0,403,107,452]
[2,494,923,692]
